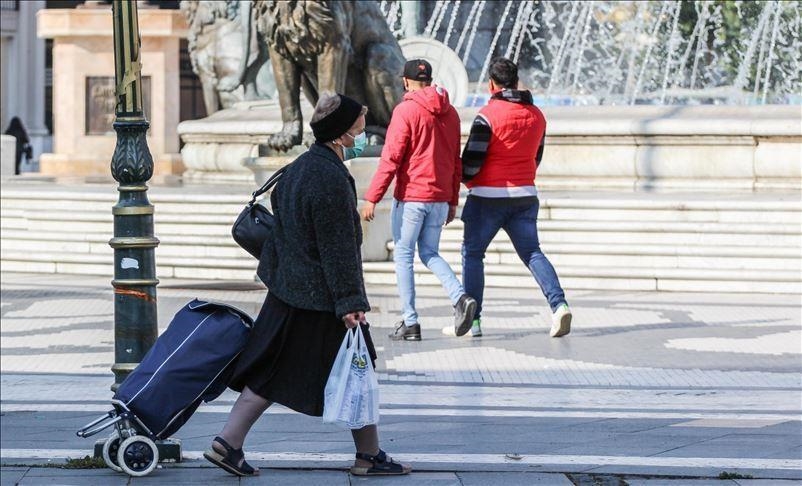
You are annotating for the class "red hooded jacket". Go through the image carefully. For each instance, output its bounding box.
[364,85,461,206]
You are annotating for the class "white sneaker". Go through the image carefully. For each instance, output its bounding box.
[442,319,482,337]
[550,303,572,338]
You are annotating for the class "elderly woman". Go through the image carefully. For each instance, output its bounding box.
[204,93,411,477]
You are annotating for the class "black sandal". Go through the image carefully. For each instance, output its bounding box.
[351,449,411,476]
[203,436,259,477]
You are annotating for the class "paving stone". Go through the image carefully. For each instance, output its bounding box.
[0,468,29,486]
[624,479,737,486]
[457,471,573,485]
[350,472,459,485]
[1,273,800,481]
[733,481,802,486]
[14,468,129,486]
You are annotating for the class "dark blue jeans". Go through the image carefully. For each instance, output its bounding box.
[461,195,566,318]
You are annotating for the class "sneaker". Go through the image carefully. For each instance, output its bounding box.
[550,303,572,338]
[441,318,482,337]
[470,318,482,337]
[389,321,421,341]
[454,294,477,337]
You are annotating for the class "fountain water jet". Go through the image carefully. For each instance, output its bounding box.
[385,0,801,105]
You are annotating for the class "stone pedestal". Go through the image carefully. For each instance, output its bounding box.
[1,134,15,176]
[178,100,314,185]
[348,155,394,262]
[36,8,187,177]
[241,147,393,262]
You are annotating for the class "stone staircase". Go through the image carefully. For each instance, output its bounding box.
[1,183,800,294]
[367,195,802,293]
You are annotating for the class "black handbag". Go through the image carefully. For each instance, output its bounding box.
[232,166,288,259]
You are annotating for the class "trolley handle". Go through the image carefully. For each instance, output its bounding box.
[76,411,121,438]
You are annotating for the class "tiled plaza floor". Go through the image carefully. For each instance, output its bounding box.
[1,272,800,484]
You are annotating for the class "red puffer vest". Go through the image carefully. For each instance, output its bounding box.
[466,93,546,189]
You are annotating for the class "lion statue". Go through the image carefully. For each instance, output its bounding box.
[252,0,406,151]
[180,0,274,114]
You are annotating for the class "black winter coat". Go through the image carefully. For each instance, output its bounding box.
[257,143,370,319]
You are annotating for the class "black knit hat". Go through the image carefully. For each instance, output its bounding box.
[310,94,363,143]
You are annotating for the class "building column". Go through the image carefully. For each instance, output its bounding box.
[20,0,49,167]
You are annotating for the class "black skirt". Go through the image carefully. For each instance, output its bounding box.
[229,292,377,417]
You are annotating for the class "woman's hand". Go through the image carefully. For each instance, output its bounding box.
[342,311,366,329]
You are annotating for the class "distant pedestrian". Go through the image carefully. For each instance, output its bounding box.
[205,92,410,477]
[361,59,476,341]
[4,117,32,175]
[453,57,571,339]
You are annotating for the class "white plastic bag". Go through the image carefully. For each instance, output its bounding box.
[322,325,380,429]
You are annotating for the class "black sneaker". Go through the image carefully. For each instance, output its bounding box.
[389,321,421,341]
[454,294,477,337]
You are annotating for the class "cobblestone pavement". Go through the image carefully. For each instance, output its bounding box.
[1,272,800,484]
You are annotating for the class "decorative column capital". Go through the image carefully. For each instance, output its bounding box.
[110,120,153,185]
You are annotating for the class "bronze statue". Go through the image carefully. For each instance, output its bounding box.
[180,0,273,114]
[253,0,406,151]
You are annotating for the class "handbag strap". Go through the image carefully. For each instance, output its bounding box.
[249,165,288,206]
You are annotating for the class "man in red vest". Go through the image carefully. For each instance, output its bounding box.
[362,59,477,341]
[452,57,571,339]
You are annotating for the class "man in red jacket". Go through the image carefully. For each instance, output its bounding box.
[457,57,571,339]
[362,59,476,341]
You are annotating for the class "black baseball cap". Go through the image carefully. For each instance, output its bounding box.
[402,59,433,81]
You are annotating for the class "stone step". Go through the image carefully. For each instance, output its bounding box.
[389,239,800,260]
[547,207,797,224]
[439,219,800,236]
[0,229,237,247]
[0,236,253,260]
[439,228,800,248]
[4,200,797,225]
[361,261,801,294]
[3,215,797,250]
[3,204,798,236]
[4,187,800,207]
[386,245,797,272]
[4,209,237,225]
[450,250,794,271]
[3,185,799,293]
[3,249,799,294]
[0,188,246,204]
[0,217,232,237]
[1,197,246,216]
[7,214,797,257]
[4,234,795,272]
[4,188,799,215]
[0,250,258,281]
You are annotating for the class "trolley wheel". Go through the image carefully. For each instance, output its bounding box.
[101,431,123,473]
[117,435,159,477]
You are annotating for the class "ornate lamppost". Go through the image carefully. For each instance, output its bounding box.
[109,0,159,391]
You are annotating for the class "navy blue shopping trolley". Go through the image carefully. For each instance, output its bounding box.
[77,299,252,476]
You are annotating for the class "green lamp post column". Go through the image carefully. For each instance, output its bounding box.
[109,0,159,391]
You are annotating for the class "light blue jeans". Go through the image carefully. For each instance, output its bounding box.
[391,200,464,326]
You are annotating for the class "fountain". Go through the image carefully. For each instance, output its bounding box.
[384,0,801,107]
[177,0,801,196]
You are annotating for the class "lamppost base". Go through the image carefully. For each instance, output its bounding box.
[94,438,182,463]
